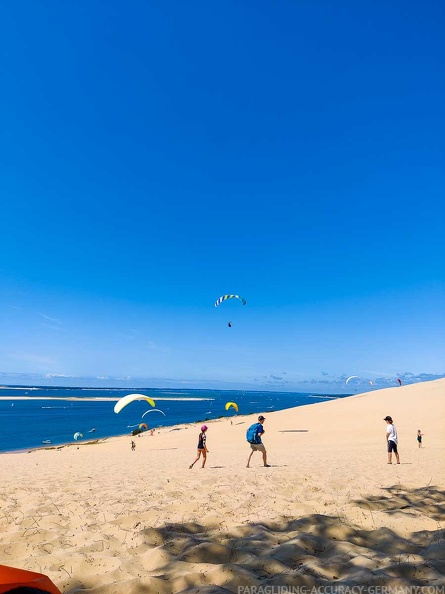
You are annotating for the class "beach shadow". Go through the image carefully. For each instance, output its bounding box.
[74,500,443,593]
[55,487,445,593]
[279,429,309,433]
[247,463,288,468]
[354,485,445,522]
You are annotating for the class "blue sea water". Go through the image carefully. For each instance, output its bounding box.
[0,386,349,453]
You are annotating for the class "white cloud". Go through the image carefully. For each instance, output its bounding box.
[10,352,58,366]
[37,312,62,324]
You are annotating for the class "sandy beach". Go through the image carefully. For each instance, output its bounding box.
[1,379,444,592]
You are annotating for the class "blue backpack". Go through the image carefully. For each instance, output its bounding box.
[246,422,261,444]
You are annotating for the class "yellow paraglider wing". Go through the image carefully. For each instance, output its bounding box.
[114,393,156,414]
[225,401,239,412]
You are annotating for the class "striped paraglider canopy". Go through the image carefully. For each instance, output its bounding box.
[214,294,246,307]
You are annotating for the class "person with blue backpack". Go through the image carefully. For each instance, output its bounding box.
[246,415,270,468]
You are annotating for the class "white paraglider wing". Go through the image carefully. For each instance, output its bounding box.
[345,375,360,385]
[141,408,166,418]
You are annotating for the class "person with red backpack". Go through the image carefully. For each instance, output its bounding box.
[246,416,270,468]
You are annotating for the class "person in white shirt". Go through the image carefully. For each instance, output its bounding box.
[384,416,400,464]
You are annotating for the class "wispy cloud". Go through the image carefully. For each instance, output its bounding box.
[146,341,169,352]
[37,312,62,324]
[10,352,58,366]
[257,374,291,386]
[39,322,64,332]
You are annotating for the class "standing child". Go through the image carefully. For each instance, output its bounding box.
[417,429,424,448]
[189,425,209,468]
[131,440,136,451]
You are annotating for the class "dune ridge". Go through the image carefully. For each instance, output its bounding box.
[1,379,444,592]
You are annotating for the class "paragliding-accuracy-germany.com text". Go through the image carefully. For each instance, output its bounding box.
[237,584,445,594]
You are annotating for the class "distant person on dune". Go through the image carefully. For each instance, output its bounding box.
[417,429,424,448]
[384,416,400,464]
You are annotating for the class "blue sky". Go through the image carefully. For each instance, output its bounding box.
[1,0,444,392]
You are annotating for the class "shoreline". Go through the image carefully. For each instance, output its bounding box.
[0,395,214,401]
[0,416,222,456]
[0,391,353,455]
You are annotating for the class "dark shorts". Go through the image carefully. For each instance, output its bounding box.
[417,436,422,442]
[388,440,398,453]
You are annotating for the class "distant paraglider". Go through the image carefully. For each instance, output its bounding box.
[345,376,360,385]
[73,432,83,441]
[139,423,148,431]
[141,408,166,419]
[214,294,246,307]
[114,394,156,414]
[215,294,246,327]
[225,401,239,413]
[397,378,402,386]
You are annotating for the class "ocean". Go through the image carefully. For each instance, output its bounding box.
[0,385,349,453]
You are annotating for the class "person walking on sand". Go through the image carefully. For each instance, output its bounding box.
[189,425,209,469]
[417,429,424,448]
[384,416,400,464]
[246,415,270,468]
[131,440,136,451]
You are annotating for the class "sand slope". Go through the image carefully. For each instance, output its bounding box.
[1,379,444,592]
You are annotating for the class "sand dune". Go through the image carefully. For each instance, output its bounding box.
[1,379,444,592]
